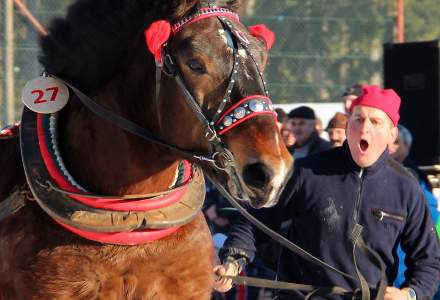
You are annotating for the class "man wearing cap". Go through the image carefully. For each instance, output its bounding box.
[326,112,348,148]
[214,85,440,300]
[287,105,330,158]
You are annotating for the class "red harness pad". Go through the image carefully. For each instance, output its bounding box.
[0,123,20,138]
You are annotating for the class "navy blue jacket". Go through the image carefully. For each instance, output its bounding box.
[221,143,440,299]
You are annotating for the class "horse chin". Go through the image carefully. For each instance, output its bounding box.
[229,181,278,209]
[202,165,284,209]
[247,191,277,209]
[252,197,278,208]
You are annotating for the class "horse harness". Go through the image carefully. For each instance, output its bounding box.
[8,5,386,299]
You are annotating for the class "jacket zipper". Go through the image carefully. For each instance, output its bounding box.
[372,209,405,222]
[353,168,364,223]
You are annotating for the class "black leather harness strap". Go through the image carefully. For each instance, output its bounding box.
[38,179,188,200]
[56,77,217,165]
[352,224,388,300]
[352,224,371,300]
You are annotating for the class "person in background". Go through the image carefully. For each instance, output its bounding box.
[214,85,440,300]
[388,124,433,192]
[280,121,296,153]
[315,116,324,136]
[287,106,330,159]
[342,83,363,113]
[388,124,439,299]
[275,108,287,132]
[326,112,348,148]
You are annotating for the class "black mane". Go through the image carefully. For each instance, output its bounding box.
[39,0,240,92]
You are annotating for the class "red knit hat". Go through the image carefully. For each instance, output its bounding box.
[349,85,401,126]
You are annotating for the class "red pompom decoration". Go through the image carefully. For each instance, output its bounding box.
[248,24,275,50]
[145,20,171,63]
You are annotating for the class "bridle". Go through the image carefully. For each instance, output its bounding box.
[152,6,277,199]
[162,7,274,135]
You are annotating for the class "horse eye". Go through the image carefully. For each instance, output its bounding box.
[187,60,205,74]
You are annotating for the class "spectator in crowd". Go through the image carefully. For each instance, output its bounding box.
[280,121,295,153]
[214,85,440,300]
[387,124,439,297]
[275,108,287,132]
[315,116,324,136]
[326,112,348,148]
[388,124,433,191]
[342,83,363,113]
[287,106,330,159]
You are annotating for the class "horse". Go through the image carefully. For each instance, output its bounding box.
[0,0,292,299]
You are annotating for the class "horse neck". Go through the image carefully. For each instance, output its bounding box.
[59,68,181,196]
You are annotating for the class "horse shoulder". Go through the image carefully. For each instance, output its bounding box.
[0,210,214,300]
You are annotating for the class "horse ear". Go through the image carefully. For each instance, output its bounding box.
[248,24,275,50]
[145,20,171,63]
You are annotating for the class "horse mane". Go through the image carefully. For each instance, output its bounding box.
[39,0,240,93]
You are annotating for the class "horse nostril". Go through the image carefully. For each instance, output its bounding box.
[242,162,272,190]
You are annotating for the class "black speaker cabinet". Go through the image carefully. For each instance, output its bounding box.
[384,40,440,166]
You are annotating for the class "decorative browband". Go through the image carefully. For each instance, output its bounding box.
[171,7,239,34]
[215,95,276,135]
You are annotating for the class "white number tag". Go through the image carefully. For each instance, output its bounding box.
[22,76,69,114]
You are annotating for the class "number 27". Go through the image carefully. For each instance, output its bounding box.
[32,87,59,104]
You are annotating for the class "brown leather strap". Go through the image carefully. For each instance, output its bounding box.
[38,179,188,200]
[218,274,350,296]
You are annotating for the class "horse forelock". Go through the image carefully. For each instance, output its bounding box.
[38,0,242,93]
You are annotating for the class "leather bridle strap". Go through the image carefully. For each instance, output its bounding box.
[162,53,221,143]
[55,76,216,164]
[51,76,249,202]
[161,16,241,144]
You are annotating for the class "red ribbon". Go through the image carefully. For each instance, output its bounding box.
[248,24,275,50]
[145,20,171,63]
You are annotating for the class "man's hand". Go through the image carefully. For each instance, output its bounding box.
[384,286,409,300]
[212,262,238,293]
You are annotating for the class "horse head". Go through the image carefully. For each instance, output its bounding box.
[152,1,292,208]
[38,0,292,209]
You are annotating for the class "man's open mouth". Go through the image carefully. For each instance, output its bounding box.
[360,139,369,152]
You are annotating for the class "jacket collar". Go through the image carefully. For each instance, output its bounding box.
[342,140,389,175]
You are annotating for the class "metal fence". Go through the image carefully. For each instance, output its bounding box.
[0,0,431,127]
